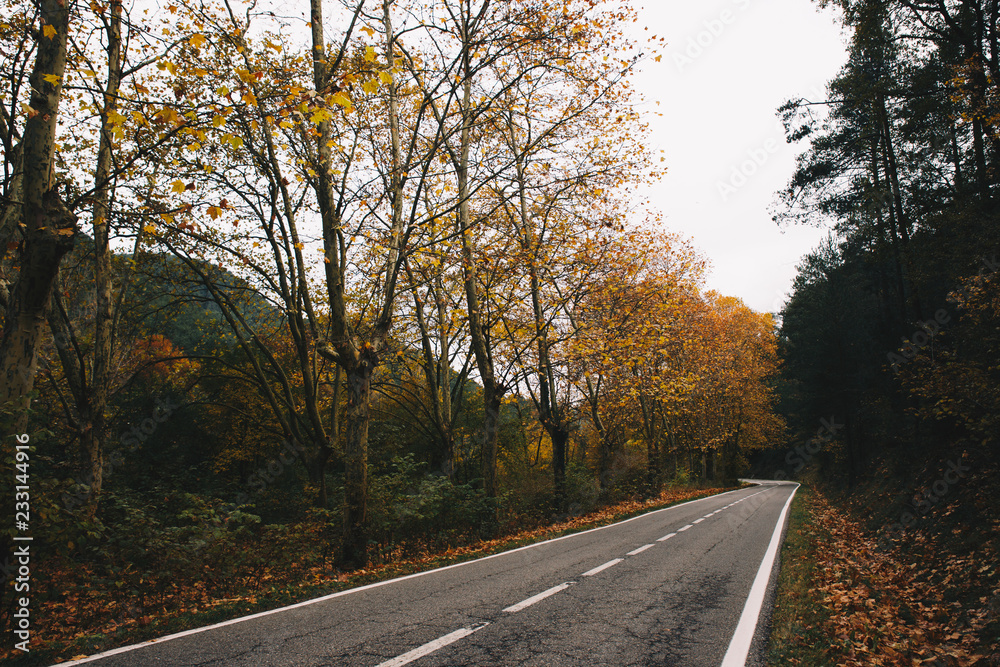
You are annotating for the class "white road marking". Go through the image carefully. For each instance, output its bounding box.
[677,524,693,532]
[721,484,800,667]
[56,486,753,666]
[582,558,624,577]
[693,518,705,524]
[657,532,677,542]
[627,544,655,556]
[376,623,489,667]
[503,583,573,613]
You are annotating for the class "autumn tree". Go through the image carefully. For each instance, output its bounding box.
[1,0,79,431]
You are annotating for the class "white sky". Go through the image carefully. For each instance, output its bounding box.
[627,0,848,313]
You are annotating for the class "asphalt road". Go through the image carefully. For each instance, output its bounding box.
[62,482,797,667]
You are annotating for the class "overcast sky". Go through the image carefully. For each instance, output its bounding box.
[627,0,848,313]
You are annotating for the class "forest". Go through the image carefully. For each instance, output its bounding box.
[768,0,999,662]
[1,0,999,663]
[0,0,786,658]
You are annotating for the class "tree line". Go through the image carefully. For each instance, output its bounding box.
[0,0,783,601]
[777,0,1000,487]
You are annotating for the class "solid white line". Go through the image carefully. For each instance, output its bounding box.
[693,518,705,524]
[657,532,677,542]
[503,583,573,613]
[627,544,654,556]
[721,484,800,667]
[56,486,754,666]
[677,524,693,532]
[582,558,624,577]
[376,623,489,667]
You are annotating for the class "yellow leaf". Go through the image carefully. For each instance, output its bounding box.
[294,242,304,250]
[378,71,393,84]
[279,120,294,129]
[360,27,375,38]
[80,69,97,78]
[362,78,378,94]
[654,55,662,62]
[331,92,351,107]
[364,45,376,63]
[206,206,222,219]
[188,33,206,48]
[42,73,61,85]
[171,180,186,193]
[310,108,332,124]
[143,224,156,234]
[43,24,57,39]
[212,114,225,128]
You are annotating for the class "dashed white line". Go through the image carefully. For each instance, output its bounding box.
[582,558,624,577]
[503,583,573,613]
[627,544,655,556]
[55,487,756,667]
[376,623,489,667]
[693,518,705,524]
[677,524,693,532]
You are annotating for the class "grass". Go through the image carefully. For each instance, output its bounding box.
[766,483,832,666]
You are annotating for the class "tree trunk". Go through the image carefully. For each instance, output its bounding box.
[436,276,455,478]
[0,0,77,429]
[455,24,505,498]
[341,360,372,568]
[79,0,123,518]
[480,381,503,499]
[550,425,568,505]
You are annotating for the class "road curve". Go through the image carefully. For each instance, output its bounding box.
[58,482,798,667]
